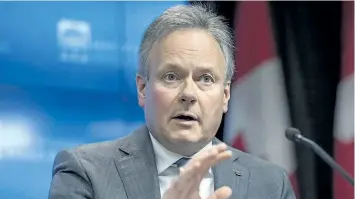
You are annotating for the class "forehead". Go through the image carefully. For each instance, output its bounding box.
[149,29,226,73]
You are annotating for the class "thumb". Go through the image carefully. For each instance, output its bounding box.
[208,186,232,199]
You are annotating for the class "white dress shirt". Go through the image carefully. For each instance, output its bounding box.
[149,133,214,199]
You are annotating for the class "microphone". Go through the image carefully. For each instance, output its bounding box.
[285,127,354,186]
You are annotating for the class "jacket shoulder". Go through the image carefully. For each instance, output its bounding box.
[229,147,295,198]
[231,147,284,170]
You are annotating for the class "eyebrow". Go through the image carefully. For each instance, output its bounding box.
[159,63,217,73]
[159,63,182,71]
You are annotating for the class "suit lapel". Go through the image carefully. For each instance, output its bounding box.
[114,126,161,199]
[212,138,249,199]
[114,128,249,199]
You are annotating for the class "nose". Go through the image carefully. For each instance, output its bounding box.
[179,79,197,105]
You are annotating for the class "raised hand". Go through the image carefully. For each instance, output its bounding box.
[162,143,233,199]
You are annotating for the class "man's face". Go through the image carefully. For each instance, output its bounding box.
[136,29,230,154]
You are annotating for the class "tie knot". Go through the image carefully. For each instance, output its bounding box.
[173,157,190,167]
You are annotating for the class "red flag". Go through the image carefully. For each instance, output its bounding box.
[223,1,299,197]
[333,2,354,199]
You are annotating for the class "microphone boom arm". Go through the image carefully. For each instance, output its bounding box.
[297,135,354,186]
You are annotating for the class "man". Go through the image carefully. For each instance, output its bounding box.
[48,4,296,199]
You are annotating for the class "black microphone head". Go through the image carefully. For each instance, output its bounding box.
[285,127,302,142]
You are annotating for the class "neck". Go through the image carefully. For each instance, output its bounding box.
[151,133,212,157]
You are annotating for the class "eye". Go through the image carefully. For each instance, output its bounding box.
[199,74,214,84]
[163,72,179,82]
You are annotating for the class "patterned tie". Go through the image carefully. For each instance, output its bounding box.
[173,157,190,168]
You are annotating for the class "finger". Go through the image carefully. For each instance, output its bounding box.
[193,148,232,177]
[179,149,232,195]
[215,143,228,152]
[182,144,232,184]
[195,150,232,184]
[177,164,202,194]
[201,143,228,157]
[168,161,202,198]
[208,186,232,199]
[192,143,228,163]
[198,143,230,165]
[173,146,227,196]
[186,143,229,171]
[215,150,233,163]
[190,190,200,198]
[167,144,232,198]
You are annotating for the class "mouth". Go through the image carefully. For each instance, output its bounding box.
[172,113,198,122]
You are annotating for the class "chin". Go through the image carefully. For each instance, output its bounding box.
[169,130,206,143]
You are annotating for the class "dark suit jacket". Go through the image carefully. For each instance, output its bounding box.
[48,125,296,199]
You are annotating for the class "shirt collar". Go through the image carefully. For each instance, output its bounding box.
[149,132,213,174]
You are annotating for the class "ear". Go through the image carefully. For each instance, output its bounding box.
[136,74,146,107]
[223,82,231,113]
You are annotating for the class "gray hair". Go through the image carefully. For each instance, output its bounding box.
[138,4,235,83]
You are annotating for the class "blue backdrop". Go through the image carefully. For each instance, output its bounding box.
[0,1,186,198]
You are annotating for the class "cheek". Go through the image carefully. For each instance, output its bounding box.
[201,91,225,117]
[150,86,176,113]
